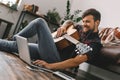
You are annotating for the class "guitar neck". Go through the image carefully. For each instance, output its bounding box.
[63,34,80,45]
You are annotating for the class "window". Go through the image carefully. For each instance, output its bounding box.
[0,0,19,6]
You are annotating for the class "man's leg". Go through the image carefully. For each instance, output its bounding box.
[0,39,40,60]
[14,18,61,63]
[0,39,17,53]
[28,43,41,60]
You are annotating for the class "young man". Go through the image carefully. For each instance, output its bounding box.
[0,8,102,70]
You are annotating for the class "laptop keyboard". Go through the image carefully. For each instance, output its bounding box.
[26,65,75,80]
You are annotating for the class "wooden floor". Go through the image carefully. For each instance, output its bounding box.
[0,52,63,80]
[0,51,103,80]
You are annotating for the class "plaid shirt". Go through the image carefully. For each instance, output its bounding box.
[75,25,103,60]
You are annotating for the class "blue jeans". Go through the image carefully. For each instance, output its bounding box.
[0,18,61,63]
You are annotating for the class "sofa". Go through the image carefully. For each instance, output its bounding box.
[89,27,120,74]
[89,45,120,74]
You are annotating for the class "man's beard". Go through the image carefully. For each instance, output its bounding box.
[83,25,95,34]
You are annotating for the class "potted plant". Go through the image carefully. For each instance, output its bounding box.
[61,0,82,24]
[45,8,61,32]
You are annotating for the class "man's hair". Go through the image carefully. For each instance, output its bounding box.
[82,8,101,21]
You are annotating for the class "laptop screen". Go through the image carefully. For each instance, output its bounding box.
[16,35,31,65]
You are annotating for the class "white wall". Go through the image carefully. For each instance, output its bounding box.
[0,0,73,36]
[71,0,120,28]
[20,0,73,17]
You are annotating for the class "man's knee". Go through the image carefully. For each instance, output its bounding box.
[33,18,49,30]
[34,18,46,24]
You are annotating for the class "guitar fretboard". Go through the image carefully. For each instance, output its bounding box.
[63,34,80,45]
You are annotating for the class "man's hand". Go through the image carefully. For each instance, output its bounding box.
[56,27,67,38]
[56,20,73,38]
[33,60,51,69]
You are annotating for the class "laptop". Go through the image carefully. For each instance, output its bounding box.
[16,35,35,65]
[16,35,75,80]
[16,35,54,72]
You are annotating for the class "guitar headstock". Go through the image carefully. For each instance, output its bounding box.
[75,43,93,55]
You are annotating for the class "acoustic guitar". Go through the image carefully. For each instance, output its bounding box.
[52,25,80,50]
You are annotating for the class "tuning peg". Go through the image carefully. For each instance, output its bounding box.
[77,51,80,54]
[75,49,78,52]
[90,48,93,51]
[87,46,89,48]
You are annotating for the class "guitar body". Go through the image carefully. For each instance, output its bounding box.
[52,25,80,50]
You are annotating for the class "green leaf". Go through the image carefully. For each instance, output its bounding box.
[76,17,82,22]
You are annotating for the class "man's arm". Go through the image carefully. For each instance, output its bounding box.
[33,54,88,70]
[56,20,74,37]
[61,20,74,29]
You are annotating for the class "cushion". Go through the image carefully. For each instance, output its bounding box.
[100,45,120,64]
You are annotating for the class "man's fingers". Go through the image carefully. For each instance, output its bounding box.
[33,60,41,64]
[56,28,62,37]
[56,28,60,37]
[33,60,50,69]
[58,28,62,37]
[33,60,46,66]
[56,28,66,38]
